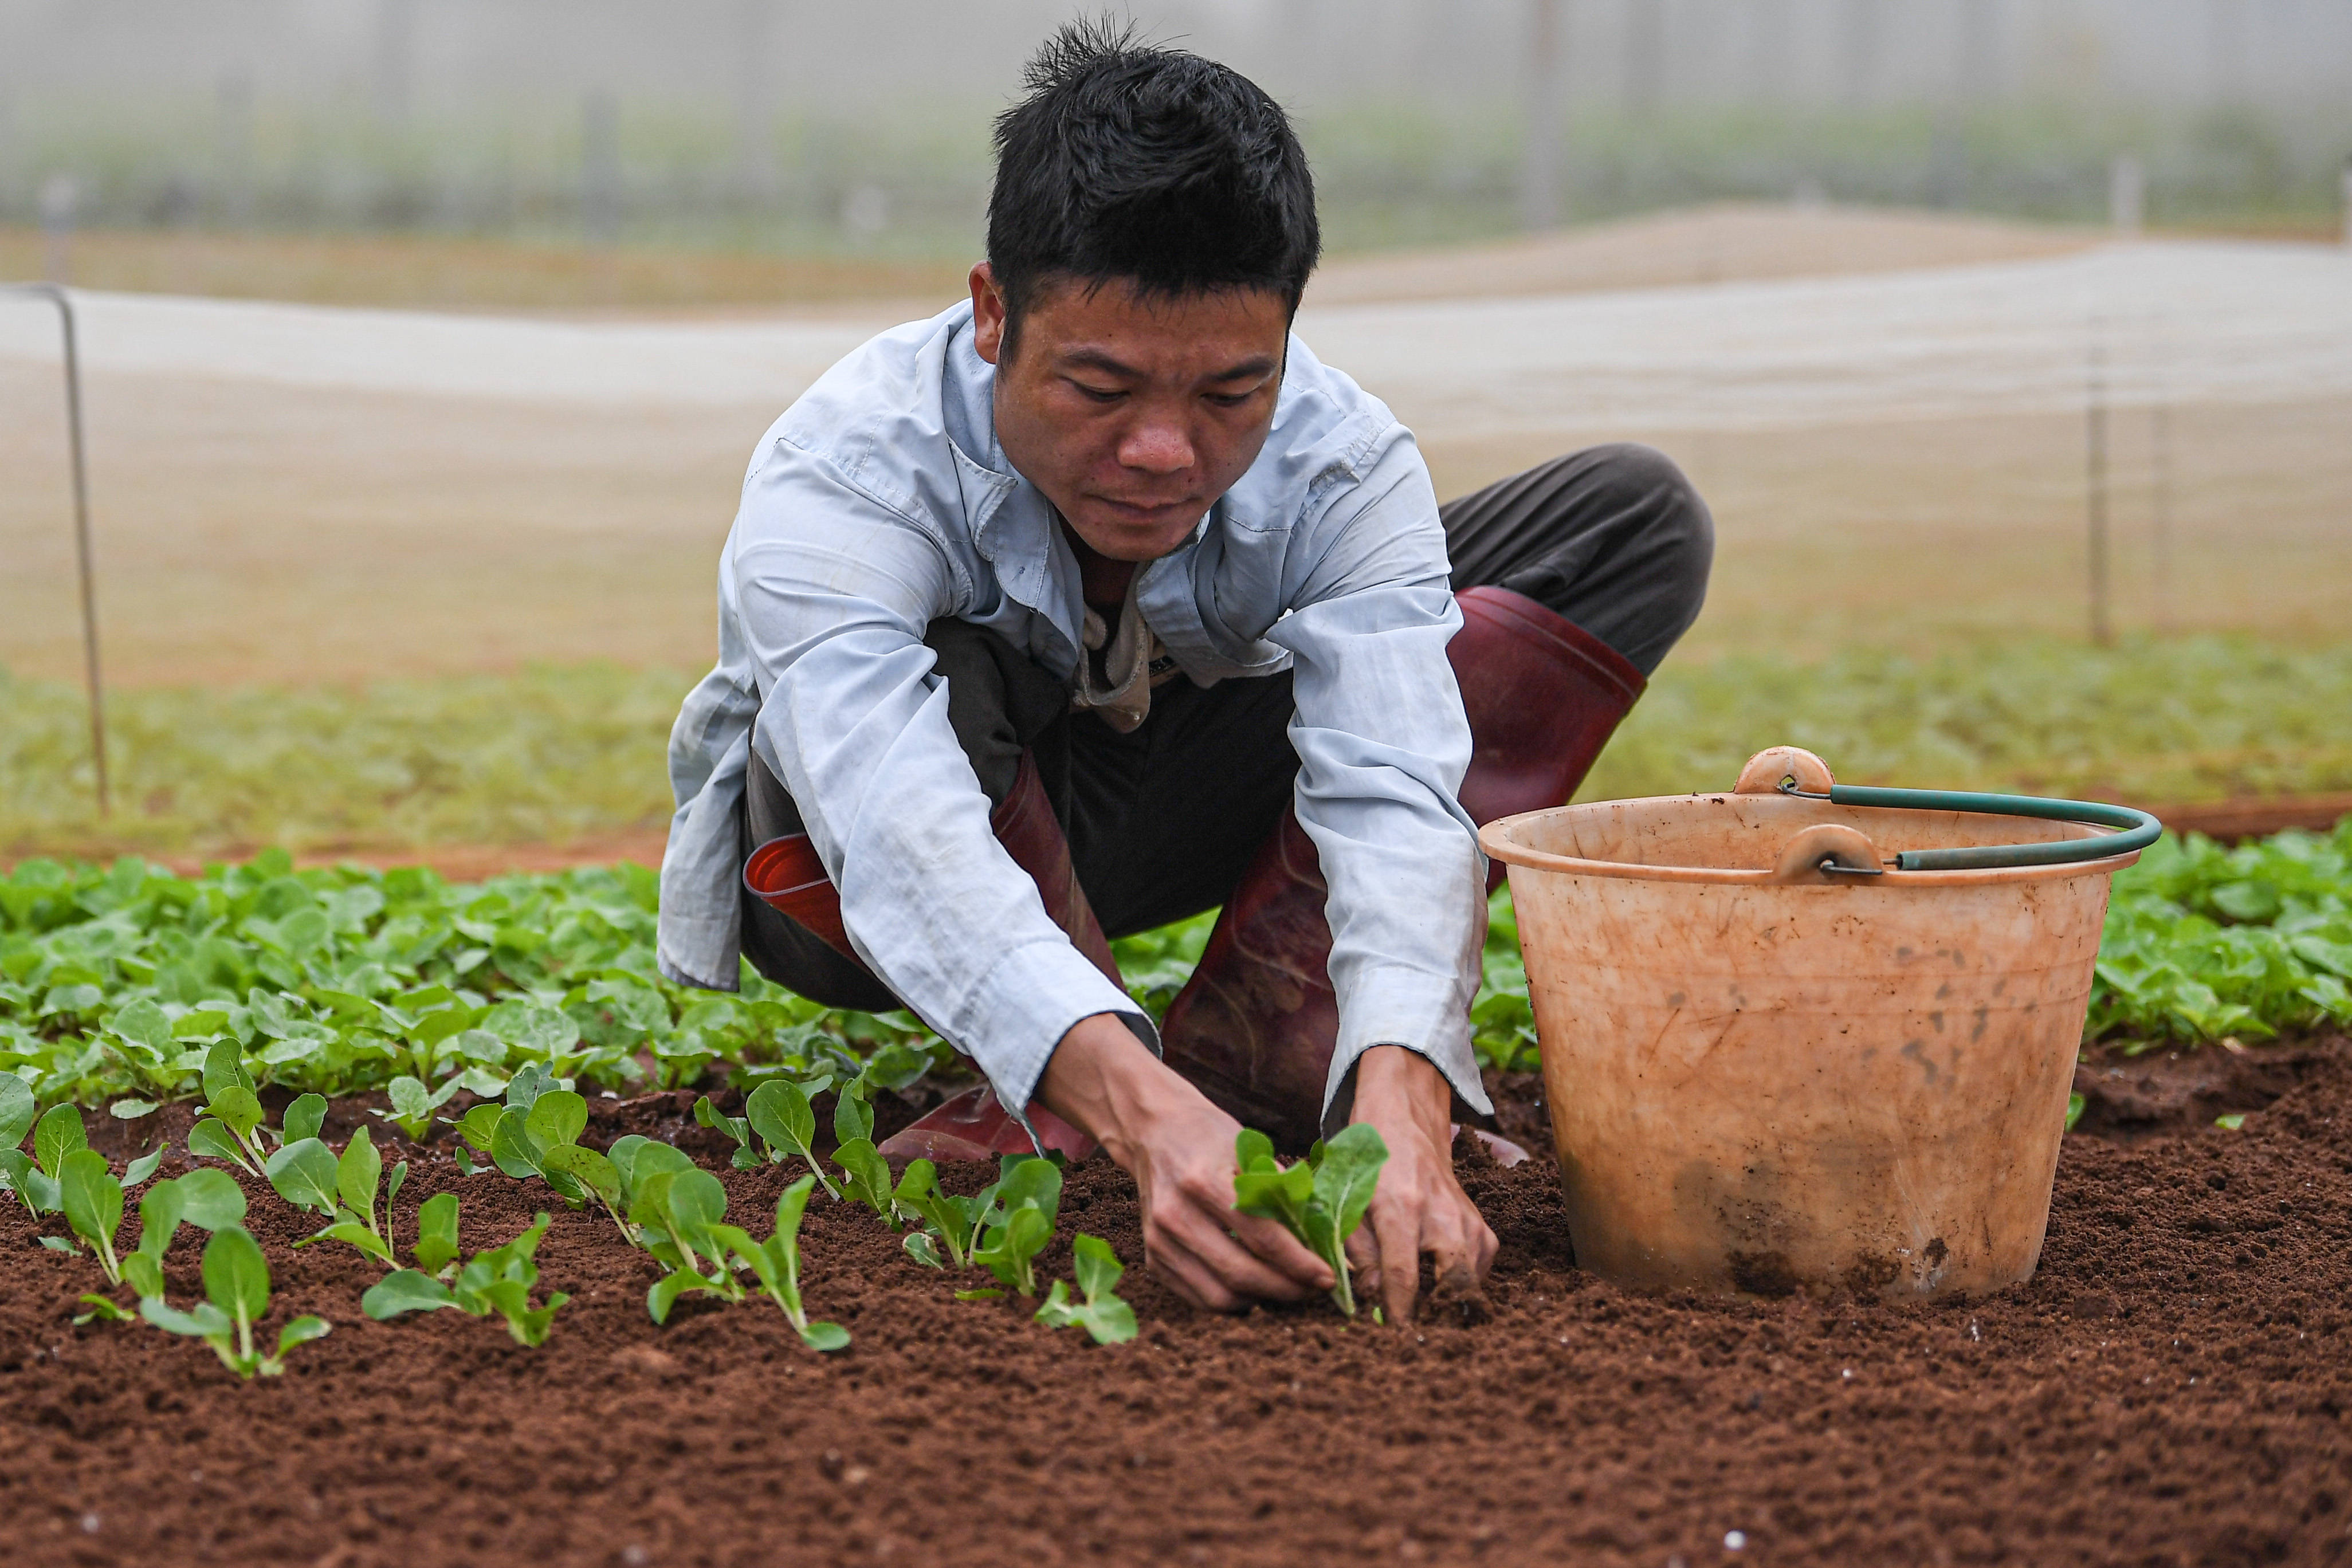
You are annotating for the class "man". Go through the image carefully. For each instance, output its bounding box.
[659,23,1711,1324]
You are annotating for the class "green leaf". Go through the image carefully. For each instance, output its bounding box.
[502,1059,557,1113]
[205,1084,265,1141]
[296,1221,397,1267]
[693,1094,751,1150]
[974,1204,1054,1298]
[413,1191,461,1275]
[1310,1123,1388,1251]
[265,1138,341,1216]
[453,1102,505,1153]
[833,1082,875,1147]
[903,1231,944,1268]
[2216,1113,2249,1131]
[201,1039,256,1103]
[337,1126,384,1216]
[60,1148,124,1271]
[799,1321,851,1353]
[135,1178,187,1259]
[122,1145,166,1188]
[74,1292,140,1325]
[363,1270,460,1319]
[489,1107,544,1179]
[746,1080,835,1195]
[524,1090,588,1151]
[174,1168,248,1231]
[34,1102,87,1179]
[141,1295,233,1340]
[186,1119,253,1172]
[834,1137,897,1224]
[0,1071,34,1149]
[2066,1093,2087,1131]
[276,1315,332,1354]
[283,1093,328,1144]
[540,1144,622,1212]
[647,1268,709,1325]
[202,1225,272,1324]
[1234,1127,1277,1173]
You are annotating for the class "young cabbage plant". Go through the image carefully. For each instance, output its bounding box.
[4,1101,104,1217]
[114,1168,247,1303]
[374,1074,465,1141]
[633,1166,744,1322]
[712,1173,849,1351]
[0,1071,35,1209]
[277,1127,407,1270]
[744,1078,840,1200]
[361,1210,569,1347]
[971,1155,1062,1299]
[1231,1124,1389,1318]
[892,1159,972,1270]
[140,1225,331,1379]
[693,1095,760,1170]
[449,1072,593,1207]
[1035,1234,1138,1345]
[832,1137,899,1226]
[184,1043,295,1177]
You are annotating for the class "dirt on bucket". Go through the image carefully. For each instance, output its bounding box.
[4,1037,2351,1567]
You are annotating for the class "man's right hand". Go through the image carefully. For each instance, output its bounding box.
[1035,1012,1333,1312]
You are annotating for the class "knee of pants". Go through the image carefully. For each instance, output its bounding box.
[1585,441,1714,619]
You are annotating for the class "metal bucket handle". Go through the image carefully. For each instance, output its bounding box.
[1735,746,2163,874]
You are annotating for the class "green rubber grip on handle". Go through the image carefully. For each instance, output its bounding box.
[1819,785,2163,871]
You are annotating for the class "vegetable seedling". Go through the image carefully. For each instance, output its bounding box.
[971,1155,1062,1298]
[3,1101,95,1216]
[140,1225,331,1378]
[833,1137,898,1226]
[115,1168,247,1303]
[633,1166,744,1321]
[1231,1125,1388,1318]
[892,1159,972,1269]
[362,1209,570,1347]
[0,1071,35,1208]
[693,1094,761,1170]
[375,1074,465,1141]
[277,1127,407,1269]
[186,1042,281,1177]
[411,1191,461,1279]
[1035,1234,1138,1346]
[709,1174,850,1351]
[744,1078,841,1200]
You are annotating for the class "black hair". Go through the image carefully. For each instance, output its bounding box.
[986,18,1320,345]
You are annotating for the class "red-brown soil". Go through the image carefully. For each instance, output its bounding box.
[7,1043,2352,1567]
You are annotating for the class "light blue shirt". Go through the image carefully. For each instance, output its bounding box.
[658,301,1490,1127]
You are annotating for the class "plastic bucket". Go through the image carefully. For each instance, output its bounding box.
[1477,748,2147,1300]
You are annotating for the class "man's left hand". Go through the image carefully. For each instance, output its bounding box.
[1344,1044,1498,1325]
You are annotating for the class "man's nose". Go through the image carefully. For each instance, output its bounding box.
[1117,416,1193,475]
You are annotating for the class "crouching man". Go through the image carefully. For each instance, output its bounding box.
[658,24,1710,1323]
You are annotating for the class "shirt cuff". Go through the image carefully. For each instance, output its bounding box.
[1321,963,1491,1138]
[937,937,1159,1117]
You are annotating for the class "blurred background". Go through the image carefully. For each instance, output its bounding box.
[2,0,2349,866]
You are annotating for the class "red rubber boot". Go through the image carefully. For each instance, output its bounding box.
[1155,586,1647,1151]
[744,752,1111,1163]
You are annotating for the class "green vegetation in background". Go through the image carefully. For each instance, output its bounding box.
[10,636,2348,864]
[3,823,2345,1113]
[6,93,2346,258]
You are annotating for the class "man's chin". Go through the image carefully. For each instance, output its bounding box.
[1073,505,1205,562]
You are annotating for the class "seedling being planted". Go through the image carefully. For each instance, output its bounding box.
[140,1225,331,1379]
[362,1209,570,1347]
[270,1126,408,1270]
[1035,1234,1138,1345]
[710,1173,850,1352]
[971,1155,1062,1299]
[1231,1125,1388,1318]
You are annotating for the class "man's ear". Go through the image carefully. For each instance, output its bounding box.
[969,262,1006,366]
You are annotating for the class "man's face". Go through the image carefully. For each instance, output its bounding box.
[971,264,1289,563]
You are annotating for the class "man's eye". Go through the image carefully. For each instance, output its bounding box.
[1070,382,1124,403]
[1204,391,1257,408]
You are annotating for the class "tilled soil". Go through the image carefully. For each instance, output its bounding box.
[6,1042,2352,1567]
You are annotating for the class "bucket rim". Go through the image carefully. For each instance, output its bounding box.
[1479,795,2145,887]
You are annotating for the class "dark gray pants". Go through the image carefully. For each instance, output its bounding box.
[741,443,1713,1009]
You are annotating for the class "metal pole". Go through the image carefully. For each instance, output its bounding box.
[2086,323,2112,649]
[3,282,108,815]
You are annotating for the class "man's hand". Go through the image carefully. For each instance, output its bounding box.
[1036,1013,1331,1312]
[1344,1044,1498,1325]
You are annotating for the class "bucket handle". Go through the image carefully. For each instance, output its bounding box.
[1734,746,2163,872]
